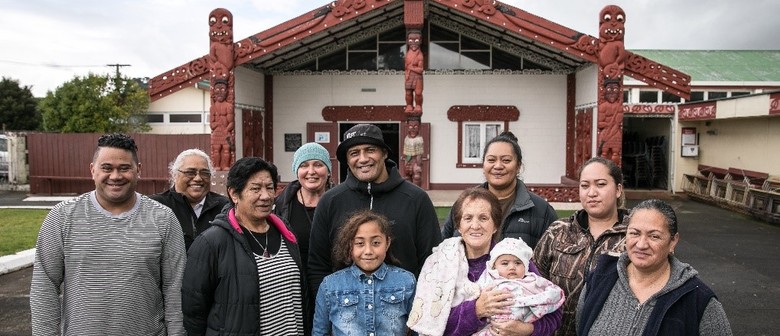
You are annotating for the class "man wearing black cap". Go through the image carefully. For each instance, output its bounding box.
[308,123,442,295]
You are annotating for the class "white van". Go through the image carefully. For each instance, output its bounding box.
[0,134,8,182]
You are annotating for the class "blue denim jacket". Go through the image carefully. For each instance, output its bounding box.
[313,263,415,336]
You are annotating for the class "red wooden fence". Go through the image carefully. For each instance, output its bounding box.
[27,133,210,195]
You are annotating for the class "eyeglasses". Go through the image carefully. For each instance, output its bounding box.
[178,169,212,179]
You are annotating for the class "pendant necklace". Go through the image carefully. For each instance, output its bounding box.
[242,224,270,258]
[298,188,315,225]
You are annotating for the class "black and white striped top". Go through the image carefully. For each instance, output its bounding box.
[254,241,304,335]
[30,192,187,336]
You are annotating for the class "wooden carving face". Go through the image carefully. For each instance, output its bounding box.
[212,82,228,102]
[407,32,422,51]
[209,8,233,44]
[599,5,625,42]
[604,82,621,103]
[407,120,420,138]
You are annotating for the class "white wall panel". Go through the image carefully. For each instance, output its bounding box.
[234,66,265,107]
[148,87,207,112]
[575,65,598,107]
[272,74,567,184]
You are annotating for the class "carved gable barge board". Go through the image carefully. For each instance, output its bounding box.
[150,0,401,100]
[431,0,690,98]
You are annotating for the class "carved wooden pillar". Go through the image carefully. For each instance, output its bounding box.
[208,8,236,170]
[403,0,426,188]
[596,5,626,166]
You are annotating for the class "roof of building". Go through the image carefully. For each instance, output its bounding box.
[630,50,780,82]
[149,2,690,100]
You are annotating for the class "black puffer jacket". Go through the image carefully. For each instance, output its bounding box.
[441,179,558,250]
[150,189,229,250]
[182,209,311,336]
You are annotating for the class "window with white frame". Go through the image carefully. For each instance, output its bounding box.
[463,122,501,163]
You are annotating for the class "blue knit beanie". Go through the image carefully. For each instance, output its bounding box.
[292,142,332,175]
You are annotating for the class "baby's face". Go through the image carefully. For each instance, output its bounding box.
[494,254,525,279]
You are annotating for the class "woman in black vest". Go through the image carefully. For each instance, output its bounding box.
[577,199,732,336]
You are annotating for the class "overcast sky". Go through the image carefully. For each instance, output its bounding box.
[2,0,778,97]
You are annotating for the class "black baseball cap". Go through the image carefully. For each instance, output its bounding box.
[336,124,393,164]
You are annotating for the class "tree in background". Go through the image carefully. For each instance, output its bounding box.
[0,77,41,131]
[39,73,150,133]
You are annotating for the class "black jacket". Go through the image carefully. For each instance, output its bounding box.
[150,188,229,250]
[307,160,442,296]
[182,209,311,336]
[273,180,301,221]
[441,179,558,250]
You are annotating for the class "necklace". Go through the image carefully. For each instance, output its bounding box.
[242,225,270,258]
[298,188,316,224]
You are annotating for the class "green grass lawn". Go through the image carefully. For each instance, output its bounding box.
[0,209,48,256]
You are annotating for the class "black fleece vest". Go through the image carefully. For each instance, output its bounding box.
[577,254,715,336]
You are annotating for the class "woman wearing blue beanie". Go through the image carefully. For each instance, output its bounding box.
[274,142,332,270]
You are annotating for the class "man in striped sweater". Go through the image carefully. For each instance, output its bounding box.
[30,133,186,336]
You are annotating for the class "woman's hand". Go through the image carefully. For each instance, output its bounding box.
[475,284,514,319]
[489,319,534,336]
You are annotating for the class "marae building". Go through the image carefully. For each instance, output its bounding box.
[145,0,780,217]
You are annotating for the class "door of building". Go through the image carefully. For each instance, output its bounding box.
[306,122,338,186]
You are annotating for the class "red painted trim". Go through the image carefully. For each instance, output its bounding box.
[447,105,520,121]
[404,0,424,29]
[623,85,780,91]
[264,74,274,162]
[449,106,518,168]
[770,92,780,115]
[322,106,407,121]
[624,53,691,100]
[433,0,596,62]
[149,56,210,101]
[566,74,576,178]
[456,121,464,168]
[623,104,675,115]
[234,1,400,66]
[151,1,691,103]
[678,102,717,121]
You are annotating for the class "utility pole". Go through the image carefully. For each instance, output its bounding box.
[106,64,131,80]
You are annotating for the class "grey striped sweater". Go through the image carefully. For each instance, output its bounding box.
[30,192,186,335]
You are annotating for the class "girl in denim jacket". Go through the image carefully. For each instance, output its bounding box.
[313,210,416,336]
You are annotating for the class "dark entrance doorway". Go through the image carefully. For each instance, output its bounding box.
[622,116,672,190]
[338,122,400,183]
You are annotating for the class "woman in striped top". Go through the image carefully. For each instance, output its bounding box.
[182,157,311,335]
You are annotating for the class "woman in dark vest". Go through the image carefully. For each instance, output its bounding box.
[577,199,732,336]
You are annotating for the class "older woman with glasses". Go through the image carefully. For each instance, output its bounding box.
[182,157,311,335]
[151,148,228,250]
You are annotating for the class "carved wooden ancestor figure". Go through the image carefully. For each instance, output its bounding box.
[210,79,235,170]
[208,8,236,170]
[597,5,627,164]
[598,80,623,162]
[402,118,424,187]
[598,5,627,80]
[405,30,424,114]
